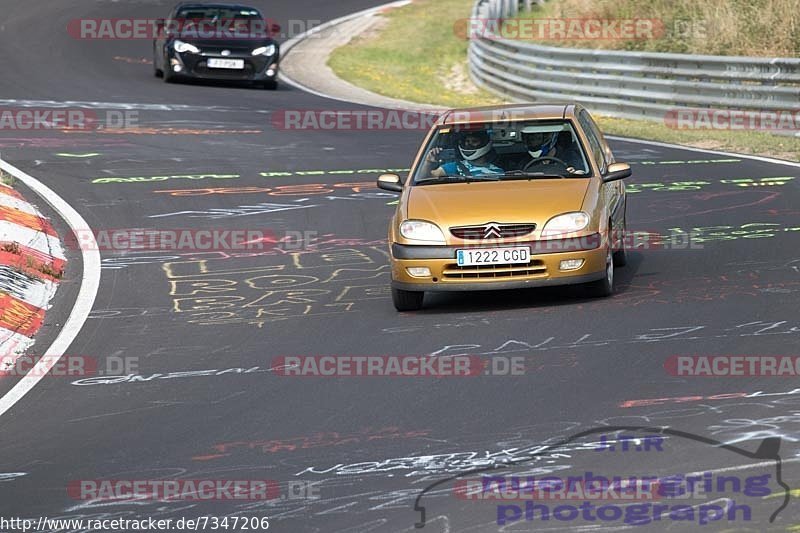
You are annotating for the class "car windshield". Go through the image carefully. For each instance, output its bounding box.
[171,6,266,38]
[174,7,263,21]
[412,120,591,184]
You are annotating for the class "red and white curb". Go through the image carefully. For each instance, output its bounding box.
[0,155,99,417]
[0,180,67,368]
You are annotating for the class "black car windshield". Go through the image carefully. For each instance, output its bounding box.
[171,6,266,38]
[412,120,591,184]
[174,7,263,20]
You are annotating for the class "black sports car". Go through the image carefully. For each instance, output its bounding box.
[153,3,281,89]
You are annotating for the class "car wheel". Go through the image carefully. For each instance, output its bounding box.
[392,287,424,311]
[612,223,627,267]
[163,57,176,83]
[153,46,163,77]
[586,244,614,297]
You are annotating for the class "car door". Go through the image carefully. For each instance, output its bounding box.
[578,109,624,245]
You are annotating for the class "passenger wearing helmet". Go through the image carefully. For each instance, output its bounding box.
[523,129,559,159]
[519,127,584,174]
[424,130,504,178]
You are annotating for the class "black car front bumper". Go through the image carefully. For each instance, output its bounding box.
[168,49,279,82]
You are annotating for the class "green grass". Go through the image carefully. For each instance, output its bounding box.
[511,0,800,56]
[329,0,800,161]
[0,171,14,187]
[328,0,503,108]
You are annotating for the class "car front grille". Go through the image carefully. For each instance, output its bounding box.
[442,260,547,280]
[450,223,536,240]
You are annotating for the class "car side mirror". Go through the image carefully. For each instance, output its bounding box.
[603,162,631,183]
[377,173,402,192]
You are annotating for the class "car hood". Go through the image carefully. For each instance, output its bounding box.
[406,179,590,232]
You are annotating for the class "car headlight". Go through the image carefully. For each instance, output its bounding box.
[541,212,590,238]
[399,220,446,243]
[173,40,200,54]
[252,44,276,56]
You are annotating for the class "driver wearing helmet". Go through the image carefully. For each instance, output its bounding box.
[423,130,504,178]
[519,127,584,173]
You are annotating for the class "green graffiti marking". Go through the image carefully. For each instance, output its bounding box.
[259,168,411,178]
[639,222,800,245]
[626,176,794,194]
[92,174,240,184]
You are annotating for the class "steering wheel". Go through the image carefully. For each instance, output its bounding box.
[455,161,473,176]
[523,156,569,172]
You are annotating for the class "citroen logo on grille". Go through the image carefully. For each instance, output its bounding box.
[221,50,231,56]
[483,224,502,239]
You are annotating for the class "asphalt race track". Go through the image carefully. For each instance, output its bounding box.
[1,1,800,531]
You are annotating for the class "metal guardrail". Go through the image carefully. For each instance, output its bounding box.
[469,0,800,123]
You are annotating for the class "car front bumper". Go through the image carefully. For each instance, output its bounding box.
[390,233,607,292]
[169,51,279,82]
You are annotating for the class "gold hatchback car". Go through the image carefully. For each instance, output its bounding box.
[377,103,631,311]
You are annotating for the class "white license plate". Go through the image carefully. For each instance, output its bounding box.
[207,58,245,69]
[456,247,530,266]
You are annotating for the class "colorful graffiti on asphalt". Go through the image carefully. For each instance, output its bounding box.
[162,246,391,327]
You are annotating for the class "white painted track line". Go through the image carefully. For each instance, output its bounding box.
[606,135,800,169]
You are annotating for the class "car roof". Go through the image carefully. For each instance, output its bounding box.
[437,103,579,125]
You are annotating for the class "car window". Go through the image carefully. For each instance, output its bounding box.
[578,109,607,173]
[412,120,592,183]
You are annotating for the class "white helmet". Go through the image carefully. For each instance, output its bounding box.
[522,126,558,158]
[458,131,492,161]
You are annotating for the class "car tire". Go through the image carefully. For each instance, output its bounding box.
[163,57,177,83]
[586,244,614,297]
[392,287,424,311]
[612,224,627,267]
[153,46,163,77]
